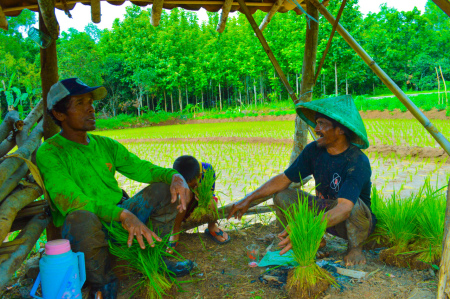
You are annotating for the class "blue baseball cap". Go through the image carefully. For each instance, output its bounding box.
[47,78,107,110]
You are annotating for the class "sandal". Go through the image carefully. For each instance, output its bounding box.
[204,228,231,245]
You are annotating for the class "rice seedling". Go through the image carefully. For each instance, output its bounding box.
[189,167,218,221]
[280,192,336,299]
[104,221,179,299]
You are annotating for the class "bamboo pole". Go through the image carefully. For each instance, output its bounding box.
[236,0,316,140]
[436,67,441,105]
[432,0,450,18]
[216,0,233,33]
[437,178,450,298]
[289,0,318,166]
[0,4,7,31]
[91,0,101,23]
[308,0,450,157]
[440,66,448,103]
[0,214,50,289]
[151,0,164,26]
[259,0,284,32]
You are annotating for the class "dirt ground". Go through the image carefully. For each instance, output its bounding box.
[111,221,437,299]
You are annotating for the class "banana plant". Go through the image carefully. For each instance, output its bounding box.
[1,73,28,118]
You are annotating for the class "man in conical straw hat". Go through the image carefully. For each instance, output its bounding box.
[228,95,376,266]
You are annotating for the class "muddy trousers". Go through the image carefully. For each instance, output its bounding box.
[273,188,375,250]
[61,182,178,288]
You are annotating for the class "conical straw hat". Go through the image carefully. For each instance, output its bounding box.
[295,95,369,149]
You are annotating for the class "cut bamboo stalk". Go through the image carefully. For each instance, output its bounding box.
[37,0,60,39]
[259,0,284,31]
[0,121,43,187]
[16,99,44,147]
[308,0,450,157]
[440,66,448,103]
[437,178,450,298]
[0,163,29,203]
[0,214,50,289]
[91,0,101,23]
[0,4,7,31]
[0,184,43,245]
[0,110,21,142]
[216,0,233,33]
[151,0,164,26]
[432,0,450,18]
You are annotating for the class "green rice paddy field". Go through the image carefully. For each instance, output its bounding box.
[97,118,450,207]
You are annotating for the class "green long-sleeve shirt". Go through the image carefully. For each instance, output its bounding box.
[36,133,178,227]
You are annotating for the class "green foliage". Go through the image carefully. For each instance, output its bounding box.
[190,167,217,221]
[281,192,336,290]
[104,221,179,299]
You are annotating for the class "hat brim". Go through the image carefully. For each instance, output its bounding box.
[296,106,368,149]
[71,86,107,101]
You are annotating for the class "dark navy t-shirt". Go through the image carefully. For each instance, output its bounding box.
[284,142,372,209]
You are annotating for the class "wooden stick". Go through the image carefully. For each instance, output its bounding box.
[0,121,43,187]
[16,99,44,147]
[0,184,43,245]
[431,0,450,18]
[0,4,7,31]
[216,0,233,33]
[313,0,347,84]
[439,65,448,103]
[0,137,16,159]
[151,0,164,26]
[0,214,49,289]
[0,110,20,142]
[0,163,29,203]
[436,67,441,105]
[437,178,450,298]
[91,0,101,23]
[308,0,450,157]
[37,0,60,39]
[259,0,284,32]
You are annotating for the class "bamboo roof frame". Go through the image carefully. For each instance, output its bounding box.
[1,0,450,294]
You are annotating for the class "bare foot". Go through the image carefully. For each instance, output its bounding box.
[344,247,366,266]
[320,238,326,248]
[167,232,180,254]
[208,223,229,243]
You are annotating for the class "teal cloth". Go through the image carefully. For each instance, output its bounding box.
[258,250,299,267]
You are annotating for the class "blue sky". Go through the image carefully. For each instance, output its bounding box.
[54,0,428,33]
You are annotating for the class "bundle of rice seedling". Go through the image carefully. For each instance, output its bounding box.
[281,192,336,299]
[104,221,179,299]
[189,167,218,222]
[410,180,446,268]
[364,186,391,249]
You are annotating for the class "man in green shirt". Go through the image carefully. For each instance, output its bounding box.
[36,78,193,299]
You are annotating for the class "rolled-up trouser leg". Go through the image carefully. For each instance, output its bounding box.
[62,210,116,287]
[119,182,178,238]
[333,198,373,249]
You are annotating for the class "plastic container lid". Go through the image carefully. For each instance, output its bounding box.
[45,239,71,255]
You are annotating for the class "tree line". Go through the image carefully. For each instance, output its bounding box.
[0,0,449,118]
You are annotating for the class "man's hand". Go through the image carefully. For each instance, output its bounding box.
[278,226,293,255]
[227,197,252,221]
[170,173,190,213]
[120,210,161,249]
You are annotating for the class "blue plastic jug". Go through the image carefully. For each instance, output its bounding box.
[30,239,86,299]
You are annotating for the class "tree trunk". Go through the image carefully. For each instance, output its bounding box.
[185,84,188,105]
[178,86,183,112]
[436,67,441,105]
[260,72,264,105]
[164,89,167,112]
[439,66,448,104]
[346,73,348,95]
[289,1,319,166]
[323,73,326,95]
[201,89,204,110]
[170,92,174,113]
[146,93,149,111]
[253,81,257,107]
[239,90,242,107]
[335,61,338,96]
[218,82,222,111]
[296,73,299,95]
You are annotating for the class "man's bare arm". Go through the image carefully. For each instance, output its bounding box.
[323,197,354,227]
[227,173,292,220]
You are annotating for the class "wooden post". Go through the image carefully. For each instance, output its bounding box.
[91,0,101,23]
[39,12,60,241]
[259,0,284,32]
[289,0,319,165]
[151,0,164,26]
[432,0,450,18]
[308,0,450,157]
[437,178,450,298]
[236,0,316,141]
[436,67,441,105]
[0,4,8,31]
[216,0,233,33]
